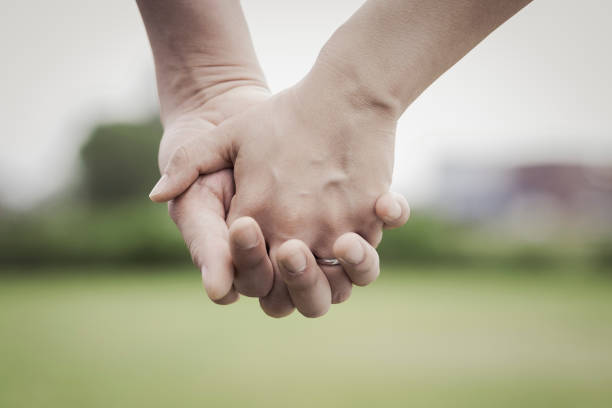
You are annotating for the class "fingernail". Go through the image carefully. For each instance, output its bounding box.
[280,251,307,274]
[234,225,259,250]
[384,199,402,222]
[340,242,365,265]
[149,174,168,199]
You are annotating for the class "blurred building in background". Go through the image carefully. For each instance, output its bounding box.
[435,163,612,239]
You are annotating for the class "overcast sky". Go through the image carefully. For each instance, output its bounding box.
[1,0,611,208]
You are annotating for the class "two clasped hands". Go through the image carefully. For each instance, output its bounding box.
[138,0,531,317]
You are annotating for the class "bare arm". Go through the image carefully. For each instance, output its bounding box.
[304,0,532,119]
[146,0,529,317]
[136,0,267,126]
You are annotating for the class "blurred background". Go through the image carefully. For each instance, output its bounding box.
[1,0,611,407]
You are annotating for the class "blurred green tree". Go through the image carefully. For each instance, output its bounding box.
[80,119,162,202]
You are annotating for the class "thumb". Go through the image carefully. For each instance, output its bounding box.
[149,126,236,202]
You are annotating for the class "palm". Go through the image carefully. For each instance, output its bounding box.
[164,87,270,303]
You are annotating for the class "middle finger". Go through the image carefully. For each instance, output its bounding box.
[275,239,332,318]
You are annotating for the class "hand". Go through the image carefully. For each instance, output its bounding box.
[137,0,410,317]
[161,86,272,303]
[150,71,410,317]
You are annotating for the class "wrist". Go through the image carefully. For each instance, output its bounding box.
[289,63,397,174]
[138,0,266,122]
[302,41,405,122]
[156,60,267,125]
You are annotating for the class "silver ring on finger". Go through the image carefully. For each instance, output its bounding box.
[316,257,341,266]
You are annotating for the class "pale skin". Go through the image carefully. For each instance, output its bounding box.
[137,0,410,315]
[139,0,531,317]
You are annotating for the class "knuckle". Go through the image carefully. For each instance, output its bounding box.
[278,209,308,233]
[232,194,267,220]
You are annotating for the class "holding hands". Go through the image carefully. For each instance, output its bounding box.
[150,71,409,317]
[137,0,530,317]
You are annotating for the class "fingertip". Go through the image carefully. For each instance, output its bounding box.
[212,288,240,305]
[277,239,308,257]
[229,216,260,250]
[148,174,170,202]
[276,240,309,280]
[201,262,235,301]
[394,192,411,222]
[375,191,410,228]
[229,217,274,297]
[259,297,295,318]
[334,234,380,287]
[275,241,332,318]
[333,233,366,265]
[374,192,401,222]
[149,174,194,202]
[259,262,296,318]
[301,305,330,319]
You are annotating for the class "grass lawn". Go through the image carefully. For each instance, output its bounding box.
[1,265,611,407]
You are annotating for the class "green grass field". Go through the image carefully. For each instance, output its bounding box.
[1,266,611,407]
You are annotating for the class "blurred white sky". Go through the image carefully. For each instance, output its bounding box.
[0,0,611,208]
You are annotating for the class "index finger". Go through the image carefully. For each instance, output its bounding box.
[169,173,237,303]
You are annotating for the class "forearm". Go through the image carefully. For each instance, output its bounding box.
[306,0,532,120]
[136,0,266,124]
